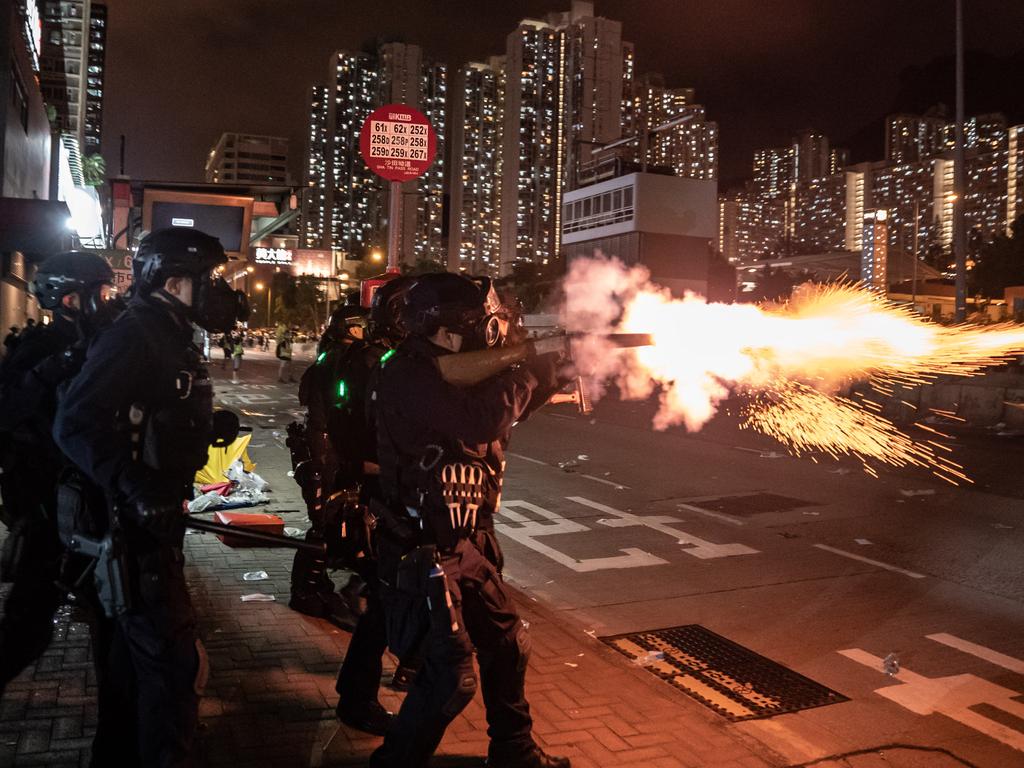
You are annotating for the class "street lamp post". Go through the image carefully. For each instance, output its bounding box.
[953,0,967,321]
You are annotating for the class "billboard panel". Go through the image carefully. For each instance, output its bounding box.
[142,190,254,259]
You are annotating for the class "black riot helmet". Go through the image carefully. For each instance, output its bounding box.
[403,272,504,350]
[133,227,249,332]
[32,251,114,313]
[321,303,367,349]
[367,275,413,346]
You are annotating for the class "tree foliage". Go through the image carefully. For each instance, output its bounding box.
[970,216,1024,299]
[82,154,106,187]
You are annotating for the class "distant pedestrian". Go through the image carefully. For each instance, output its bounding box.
[231,331,244,383]
[3,326,19,355]
[220,333,231,369]
[276,329,294,382]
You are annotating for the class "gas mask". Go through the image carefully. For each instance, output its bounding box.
[458,280,507,352]
[81,284,121,335]
[194,274,249,333]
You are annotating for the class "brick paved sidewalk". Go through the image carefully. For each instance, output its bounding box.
[0,362,785,767]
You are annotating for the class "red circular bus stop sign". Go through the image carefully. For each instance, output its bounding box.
[360,104,437,182]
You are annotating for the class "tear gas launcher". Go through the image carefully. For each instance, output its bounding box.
[435,332,653,413]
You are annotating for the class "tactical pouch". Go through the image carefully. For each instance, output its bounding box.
[380,544,435,659]
[56,469,102,548]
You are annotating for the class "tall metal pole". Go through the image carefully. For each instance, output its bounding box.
[912,199,920,311]
[387,180,402,271]
[953,0,967,321]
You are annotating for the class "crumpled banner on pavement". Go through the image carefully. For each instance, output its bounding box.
[188,459,271,513]
[195,435,256,485]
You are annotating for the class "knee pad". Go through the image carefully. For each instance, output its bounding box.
[441,668,477,719]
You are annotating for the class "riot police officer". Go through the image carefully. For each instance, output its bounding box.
[289,302,375,623]
[370,273,570,768]
[0,251,115,697]
[54,227,246,767]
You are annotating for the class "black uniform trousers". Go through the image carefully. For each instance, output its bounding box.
[89,523,201,768]
[334,588,387,707]
[370,532,533,768]
[0,508,63,695]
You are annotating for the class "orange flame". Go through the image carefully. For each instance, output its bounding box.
[563,258,1024,482]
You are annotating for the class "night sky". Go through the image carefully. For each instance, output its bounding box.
[100,0,1024,187]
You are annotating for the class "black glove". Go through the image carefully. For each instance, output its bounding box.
[31,343,86,387]
[526,351,562,390]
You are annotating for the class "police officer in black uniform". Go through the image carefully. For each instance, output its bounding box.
[54,227,246,768]
[288,302,371,623]
[0,251,115,697]
[370,273,570,768]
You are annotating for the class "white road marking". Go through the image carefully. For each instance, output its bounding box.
[547,413,575,421]
[497,501,667,572]
[839,647,1024,753]
[675,502,745,526]
[507,452,547,466]
[927,633,1024,674]
[732,446,762,454]
[570,496,758,559]
[580,474,630,490]
[813,544,925,579]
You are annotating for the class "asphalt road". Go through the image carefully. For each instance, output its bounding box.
[219,353,1024,768]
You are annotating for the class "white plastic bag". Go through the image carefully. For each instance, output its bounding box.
[187,491,226,513]
[226,460,269,493]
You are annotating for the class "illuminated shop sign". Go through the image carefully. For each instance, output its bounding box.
[254,247,293,265]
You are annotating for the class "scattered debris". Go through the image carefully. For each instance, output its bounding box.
[801,510,820,516]
[584,629,597,638]
[855,538,873,545]
[828,468,852,475]
[564,662,578,668]
[992,523,1014,530]
[557,459,580,472]
[242,570,269,581]
[283,527,305,537]
[185,528,203,535]
[240,593,275,602]
[882,653,900,677]
[286,470,295,478]
[577,454,589,461]
[632,650,666,666]
[760,451,785,459]
[900,489,936,497]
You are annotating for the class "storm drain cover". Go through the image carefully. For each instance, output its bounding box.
[602,624,847,721]
[695,493,817,517]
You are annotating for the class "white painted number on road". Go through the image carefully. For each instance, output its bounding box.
[840,643,1024,753]
[497,500,667,572]
[568,496,759,559]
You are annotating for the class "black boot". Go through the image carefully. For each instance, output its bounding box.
[487,745,571,768]
[336,699,393,736]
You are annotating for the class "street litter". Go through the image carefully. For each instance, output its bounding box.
[286,470,295,477]
[240,409,272,417]
[992,523,1014,530]
[883,653,900,676]
[632,650,665,665]
[899,489,936,497]
[801,510,820,516]
[240,593,275,602]
[564,662,578,668]
[855,538,873,545]
[577,454,589,461]
[557,459,580,472]
[760,451,785,459]
[242,571,269,581]
[284,527,305,537]
[584,629,596,638]
[828,468,851,475]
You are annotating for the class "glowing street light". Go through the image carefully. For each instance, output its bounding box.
[370,250,383,262]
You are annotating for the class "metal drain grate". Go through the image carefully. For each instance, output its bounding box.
[602,624,847,721]
[695,493,817,517]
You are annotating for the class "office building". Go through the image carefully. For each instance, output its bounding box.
[299,86,329,248]
[885,113,947,164]
[38,0,106,156]
[205,133,289,185]
[448,59,504,274]
[300,43,446,265]
[562,172,717,296]
[632,74,717,181]
[861,210,889,290]
[499,18,565,271]
[792,129,830,182]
